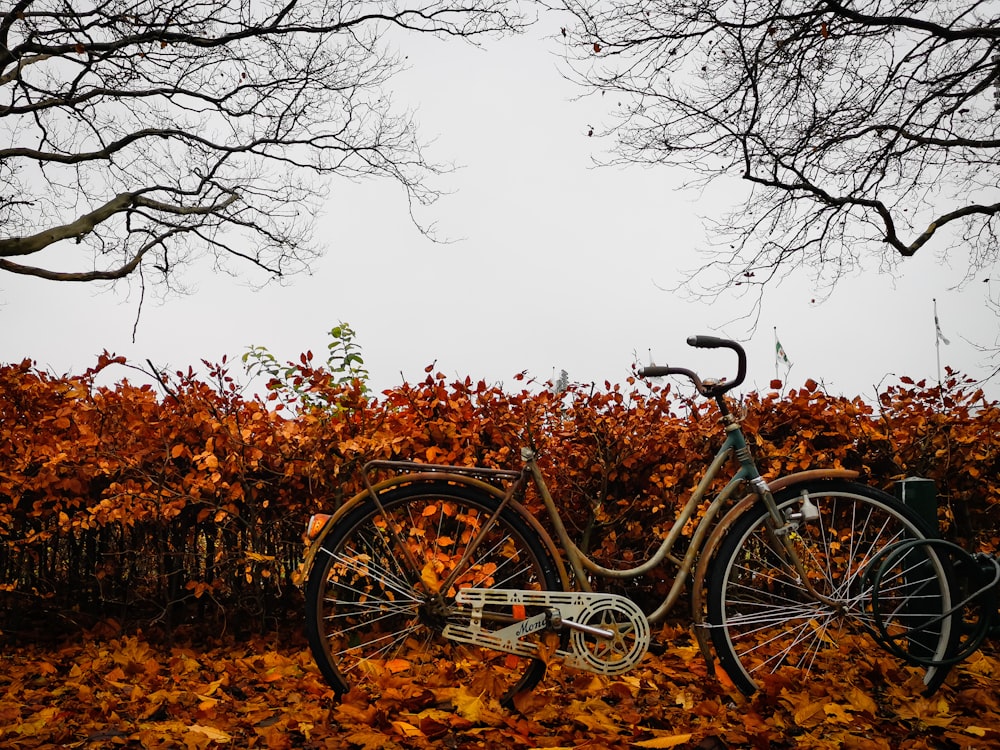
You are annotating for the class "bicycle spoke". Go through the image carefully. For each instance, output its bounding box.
[334,621,424,666]
[740,615,834,672]
[326,551,421,603]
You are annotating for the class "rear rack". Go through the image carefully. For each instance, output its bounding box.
[362,459,523,489]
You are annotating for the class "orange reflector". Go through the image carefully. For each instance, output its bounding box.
[512,604,526,620]
[306,514,332,539]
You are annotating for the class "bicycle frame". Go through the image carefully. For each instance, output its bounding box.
[527,413,766,625]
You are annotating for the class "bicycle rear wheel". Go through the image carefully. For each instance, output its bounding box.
[706,479,957,695]
[304,481,562,707]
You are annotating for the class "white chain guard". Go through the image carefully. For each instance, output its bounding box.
[442,588,650,676]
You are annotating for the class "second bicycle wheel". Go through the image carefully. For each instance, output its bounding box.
[706,479,957,695]
[304,481,562,707]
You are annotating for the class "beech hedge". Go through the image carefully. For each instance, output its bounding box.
[0,355,996,638]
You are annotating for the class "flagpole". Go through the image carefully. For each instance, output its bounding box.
[774,327,778,381]
[934,298,942,392]
[933,298,950,408]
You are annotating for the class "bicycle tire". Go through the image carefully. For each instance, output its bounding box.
[706,479,958,695]
[304,481,562,707]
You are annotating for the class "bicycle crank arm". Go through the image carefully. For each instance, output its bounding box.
[558,618,615,639]
[442,588,651,676]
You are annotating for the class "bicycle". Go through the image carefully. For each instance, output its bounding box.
[302,336,959,706]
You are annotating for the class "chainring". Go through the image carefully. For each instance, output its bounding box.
[568,596,651,675]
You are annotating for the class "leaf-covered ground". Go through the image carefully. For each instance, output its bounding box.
[1,624,997,749]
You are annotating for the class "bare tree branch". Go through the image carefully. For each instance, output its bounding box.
[0,0,527,288]
[558,0,1000,294]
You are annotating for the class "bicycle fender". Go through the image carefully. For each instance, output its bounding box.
[297,472,571,589]
[688,468,859,667]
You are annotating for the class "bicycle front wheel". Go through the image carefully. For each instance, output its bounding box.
[304,481,562,707]
[707,479,956,695]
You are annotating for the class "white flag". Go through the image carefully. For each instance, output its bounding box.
[935,309,950,345]
[775,338,791,367]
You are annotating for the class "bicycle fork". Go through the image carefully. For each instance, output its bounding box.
[730,416,843,610]
[753,477,845,610]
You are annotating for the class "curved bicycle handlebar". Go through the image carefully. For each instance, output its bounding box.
[639,335,747,397]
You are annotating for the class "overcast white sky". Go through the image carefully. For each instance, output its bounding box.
[2,24,997,403]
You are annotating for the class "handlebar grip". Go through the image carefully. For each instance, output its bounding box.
[685,335,748,392]
[686,335,729,349]
[638,366,672,378]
